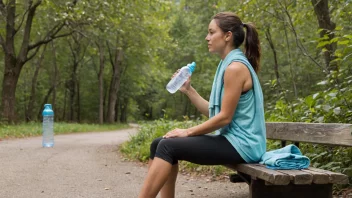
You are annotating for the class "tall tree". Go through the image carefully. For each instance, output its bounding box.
[311,0,337,72]
[67,33,88,122]
[25,44,47,122]
[0,0,74,123]
[96,42,105,124]
[106,38,123,123]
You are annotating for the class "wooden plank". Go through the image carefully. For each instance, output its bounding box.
[250,179,333,198]
[301,169,330,184]
[308,167,349,184]
[276,169,313,185]
[232,164,291,185]
[266,122,352,146]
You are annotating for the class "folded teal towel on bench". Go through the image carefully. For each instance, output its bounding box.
[260,144,310,170]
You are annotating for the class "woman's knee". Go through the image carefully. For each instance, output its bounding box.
[155,138,177,165]
[150,137,163,159]
[150,137,163,151]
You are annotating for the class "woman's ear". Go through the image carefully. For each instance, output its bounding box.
[225,31,232,41]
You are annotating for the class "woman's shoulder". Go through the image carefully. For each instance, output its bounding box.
[225,61,249,74]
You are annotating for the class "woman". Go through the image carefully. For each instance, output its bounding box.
[139,12,266,198]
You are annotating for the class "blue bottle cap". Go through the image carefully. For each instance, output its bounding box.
[188,62,196,73]
[44,104,52,109]
[43,104,54,116]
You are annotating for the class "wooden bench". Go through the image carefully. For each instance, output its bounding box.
[226,122,352,198]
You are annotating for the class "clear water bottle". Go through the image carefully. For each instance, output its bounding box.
[42,104,54,147]
[166,62,196,94]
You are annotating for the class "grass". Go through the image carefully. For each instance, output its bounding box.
[0,122,130,139]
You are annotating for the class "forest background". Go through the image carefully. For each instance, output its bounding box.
[0,0,351,193]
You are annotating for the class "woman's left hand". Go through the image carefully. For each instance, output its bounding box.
[163,128,189,138]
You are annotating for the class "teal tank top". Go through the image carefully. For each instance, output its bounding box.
[209,48,266,163]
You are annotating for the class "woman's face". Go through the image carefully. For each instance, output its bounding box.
[205,19,227,54]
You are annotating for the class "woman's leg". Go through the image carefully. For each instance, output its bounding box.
[160,164,178,198]
[139,157,172,198]
[147,158,178,198]
[140,135,244,198]
[141,138,179,198]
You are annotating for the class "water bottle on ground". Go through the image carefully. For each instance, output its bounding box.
[42,104,54,147]
[166,62,196,94]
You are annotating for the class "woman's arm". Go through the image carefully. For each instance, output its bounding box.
[184,86,209,117]
[170,70,210,117]
[164,62,249,138]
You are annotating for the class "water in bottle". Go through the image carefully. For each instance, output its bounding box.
[42,104,54,147]
[166,62,196,93]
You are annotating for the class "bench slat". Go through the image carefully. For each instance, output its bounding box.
[227,164,347,185]
[308,167,349,184]
[300,169,330,184]
[232,164,290,185]
[276,169,313,185]
[266,122,352,146]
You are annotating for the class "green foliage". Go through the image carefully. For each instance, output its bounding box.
[302,144,352,192]
[0,122,129,139]
[266,69,351,123]
[2,0,351,124]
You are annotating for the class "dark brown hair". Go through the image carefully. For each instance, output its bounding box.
[213,12,261,72]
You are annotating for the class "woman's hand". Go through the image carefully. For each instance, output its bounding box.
[179,77,191,93]
[163,128,189,138]
[171,70,192,94]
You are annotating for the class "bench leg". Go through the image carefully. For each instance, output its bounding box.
[229,173,251,185]
[250,179,332,198]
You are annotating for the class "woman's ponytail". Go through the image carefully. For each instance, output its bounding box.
[243,23,261,73]
[213,12,261,72]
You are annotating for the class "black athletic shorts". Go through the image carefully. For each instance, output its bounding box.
[149,135,245,165]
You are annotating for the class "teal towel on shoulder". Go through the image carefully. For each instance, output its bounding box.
[208,48,266,163]
[260,144,310,170]
[209,50,244,115]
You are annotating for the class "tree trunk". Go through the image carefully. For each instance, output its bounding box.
[76,80,80,122]
[106,43,123,123]
[37,85,55,120]
[311,0,337,72]
[120,99,127,123]
[26,45,47,122]
[264,27,280,86]
[68,66,77,122]
[115,96,120,122]
[106,67,120,123]
[283,21,298,98]
[193,106,199,119]
[62,87,68,120]
[1,0,21,123]
[103,82,108,122]
[1,67,20,123]
[148,106,153,120]
[67,34,87,122]
[68,40,78,122]
[97,42,105,124]
[51,41,58,118]
[183,98,189,117]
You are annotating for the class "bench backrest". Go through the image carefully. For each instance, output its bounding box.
[266,122,352,147]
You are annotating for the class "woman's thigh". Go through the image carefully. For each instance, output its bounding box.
[154,135,245,165]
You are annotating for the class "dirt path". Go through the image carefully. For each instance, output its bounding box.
[0,128,248,198]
